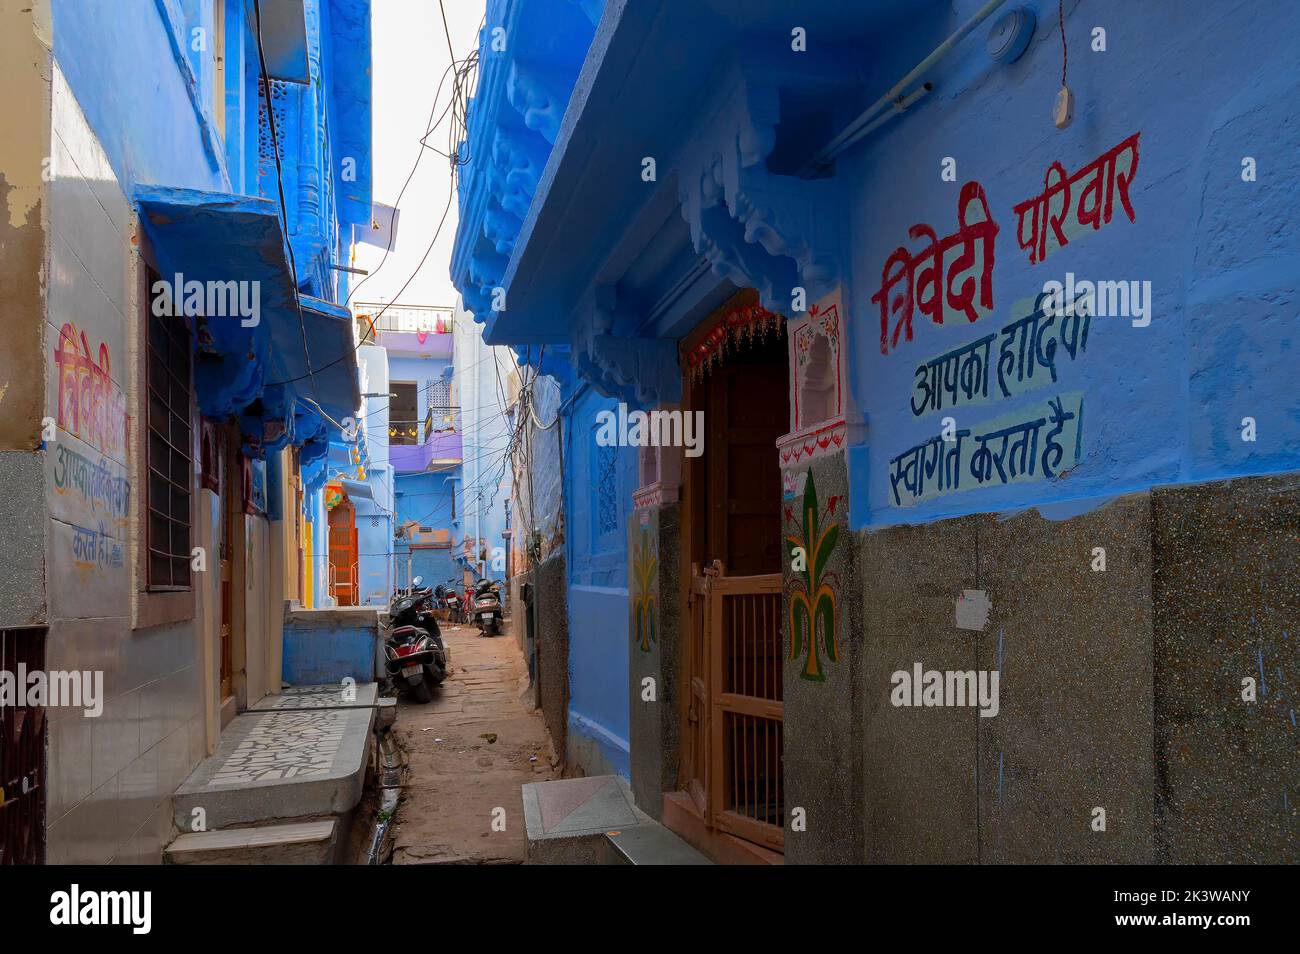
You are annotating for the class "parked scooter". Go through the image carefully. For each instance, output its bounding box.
[469,578,504,636]
[433,581,461,622]
[384,576,449,703]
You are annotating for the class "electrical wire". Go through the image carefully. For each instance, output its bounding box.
[267,9,481,387]
[1059,0,1068,88]
[345,57,461,308]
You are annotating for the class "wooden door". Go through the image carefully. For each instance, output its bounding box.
[679,305,788,849]
[328,498,358,606]
[705,348,788,575]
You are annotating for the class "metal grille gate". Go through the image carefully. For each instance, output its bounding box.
[1,627,46,865]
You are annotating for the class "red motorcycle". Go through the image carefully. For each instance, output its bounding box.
[435,580,462,623]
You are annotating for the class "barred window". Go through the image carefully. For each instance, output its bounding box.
[146,265,193,590]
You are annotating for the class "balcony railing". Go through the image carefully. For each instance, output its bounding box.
[354,303,454,353]
[390,410,463,473]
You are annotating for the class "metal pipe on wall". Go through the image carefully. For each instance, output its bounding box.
[805,0,1009,173]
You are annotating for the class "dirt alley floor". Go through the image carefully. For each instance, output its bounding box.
[390,620,558,864]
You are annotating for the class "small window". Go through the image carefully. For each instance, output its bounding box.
[390,381,418,445]
[146,265,194,590]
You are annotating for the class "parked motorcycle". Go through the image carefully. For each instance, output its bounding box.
[433,581,461,622]
[384,576,449,703]
[452,579,469,623]
[469,578,504,636]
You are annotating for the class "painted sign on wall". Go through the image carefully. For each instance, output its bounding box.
[872,134,1142,511]
[52,322,130,461]
[49,323,132,588]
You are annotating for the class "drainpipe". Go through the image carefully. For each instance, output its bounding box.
[803,0,1009,174]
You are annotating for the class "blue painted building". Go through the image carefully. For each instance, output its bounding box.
[351,300,513,598]
[452,302,515,583]
[0,0,371,862]
[353,302,462,593]
[454,1,1298,863]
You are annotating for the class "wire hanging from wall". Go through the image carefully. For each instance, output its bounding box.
[1053,0,1074,129]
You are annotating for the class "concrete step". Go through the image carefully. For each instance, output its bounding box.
[522,775,711,864]
[174,702,375,831]
[603,823,712,865]
[165,820,337,865]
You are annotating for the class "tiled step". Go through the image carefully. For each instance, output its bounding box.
[522,775,711,865]
[174,687,376,831]
[164,820,337,865]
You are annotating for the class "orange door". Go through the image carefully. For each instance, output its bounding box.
[328,498,358,606]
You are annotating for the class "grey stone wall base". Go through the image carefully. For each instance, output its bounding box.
[0,452,47,627]
[855,472,1298,864]
[534,552,569,758]
[783,453,863,864]
[1152,475,1299,863]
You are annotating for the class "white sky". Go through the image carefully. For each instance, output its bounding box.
[351,0,488,310]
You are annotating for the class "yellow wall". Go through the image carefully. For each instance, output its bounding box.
[303,519,314,609]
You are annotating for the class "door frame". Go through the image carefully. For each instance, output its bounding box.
[220,425,248,717]
[674,290,788,852]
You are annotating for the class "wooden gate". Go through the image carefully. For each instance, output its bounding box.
[685,562,784,851]
[684,571,711,814]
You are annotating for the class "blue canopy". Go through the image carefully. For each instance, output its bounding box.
[135,185,360,456]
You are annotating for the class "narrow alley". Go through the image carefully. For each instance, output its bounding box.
[389,624,557,865]
[1,0,1297,926]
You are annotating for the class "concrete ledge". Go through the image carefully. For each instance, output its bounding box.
[523,775,640,864]
[251,682,379,711]
[284,605,384,626]
[165,820,337,865]
[523,775,710,864]
[174,705,374,830]
[603,823,711,865]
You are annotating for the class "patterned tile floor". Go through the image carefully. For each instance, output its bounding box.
[207,709,351,788]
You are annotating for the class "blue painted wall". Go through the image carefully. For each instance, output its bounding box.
[453,311,513,580]
[393,471,461,588]
[563,387,636,776]
[455,0,1300,536]
[354,507,391,604]
[53,0,232,195]
[282,619,378,684]
[837,1,1300,527]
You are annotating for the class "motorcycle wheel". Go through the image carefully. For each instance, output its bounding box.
[410,676,434,703]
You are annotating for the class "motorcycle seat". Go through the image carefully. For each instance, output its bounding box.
[390,625,422,639]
